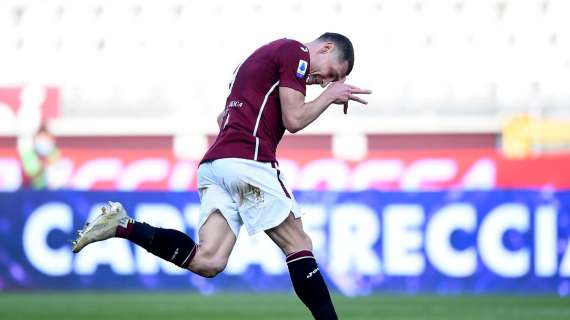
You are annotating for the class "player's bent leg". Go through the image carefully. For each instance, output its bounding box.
[72,202,233,277]
[266,213,338,320]
[187,210,237,278]
[72,202,197,267]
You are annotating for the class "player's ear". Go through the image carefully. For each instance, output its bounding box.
[318,42,335,54]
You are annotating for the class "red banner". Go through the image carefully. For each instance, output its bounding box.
[1,143,569,191]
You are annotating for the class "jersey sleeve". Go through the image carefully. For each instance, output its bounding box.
[277,40,310,96]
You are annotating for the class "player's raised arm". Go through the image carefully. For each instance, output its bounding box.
[280,82,371,133]
[280,87,326,133]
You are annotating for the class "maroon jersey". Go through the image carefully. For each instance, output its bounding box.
[201,38,310,163]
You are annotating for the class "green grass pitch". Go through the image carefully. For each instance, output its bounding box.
[0,292,568,320]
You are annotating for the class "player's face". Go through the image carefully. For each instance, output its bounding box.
[307,47,348,88]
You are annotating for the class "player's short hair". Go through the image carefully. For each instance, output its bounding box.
[316,32,355,76]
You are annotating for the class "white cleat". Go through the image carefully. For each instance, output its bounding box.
[72,201,131,253]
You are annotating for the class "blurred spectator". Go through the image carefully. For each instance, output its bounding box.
[18,124,61,189]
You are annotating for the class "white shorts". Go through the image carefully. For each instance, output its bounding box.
[197,158,302,236]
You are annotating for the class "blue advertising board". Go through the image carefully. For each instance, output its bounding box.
[1,190,569,295]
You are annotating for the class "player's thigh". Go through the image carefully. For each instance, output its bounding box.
[195,210,237,261]
[265,212,312,255]
[196,163,240,262]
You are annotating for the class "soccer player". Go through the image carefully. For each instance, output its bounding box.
[72,32,371,320]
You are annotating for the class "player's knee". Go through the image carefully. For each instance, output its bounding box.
[188,246,228,278]
[200,257,227,278]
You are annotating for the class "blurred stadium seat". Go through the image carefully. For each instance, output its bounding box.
[0,0,568,135]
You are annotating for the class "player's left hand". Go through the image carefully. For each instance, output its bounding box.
[322,80,371,114]
[341,85,372,114]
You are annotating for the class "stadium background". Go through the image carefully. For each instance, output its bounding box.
[1,0,570,319]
